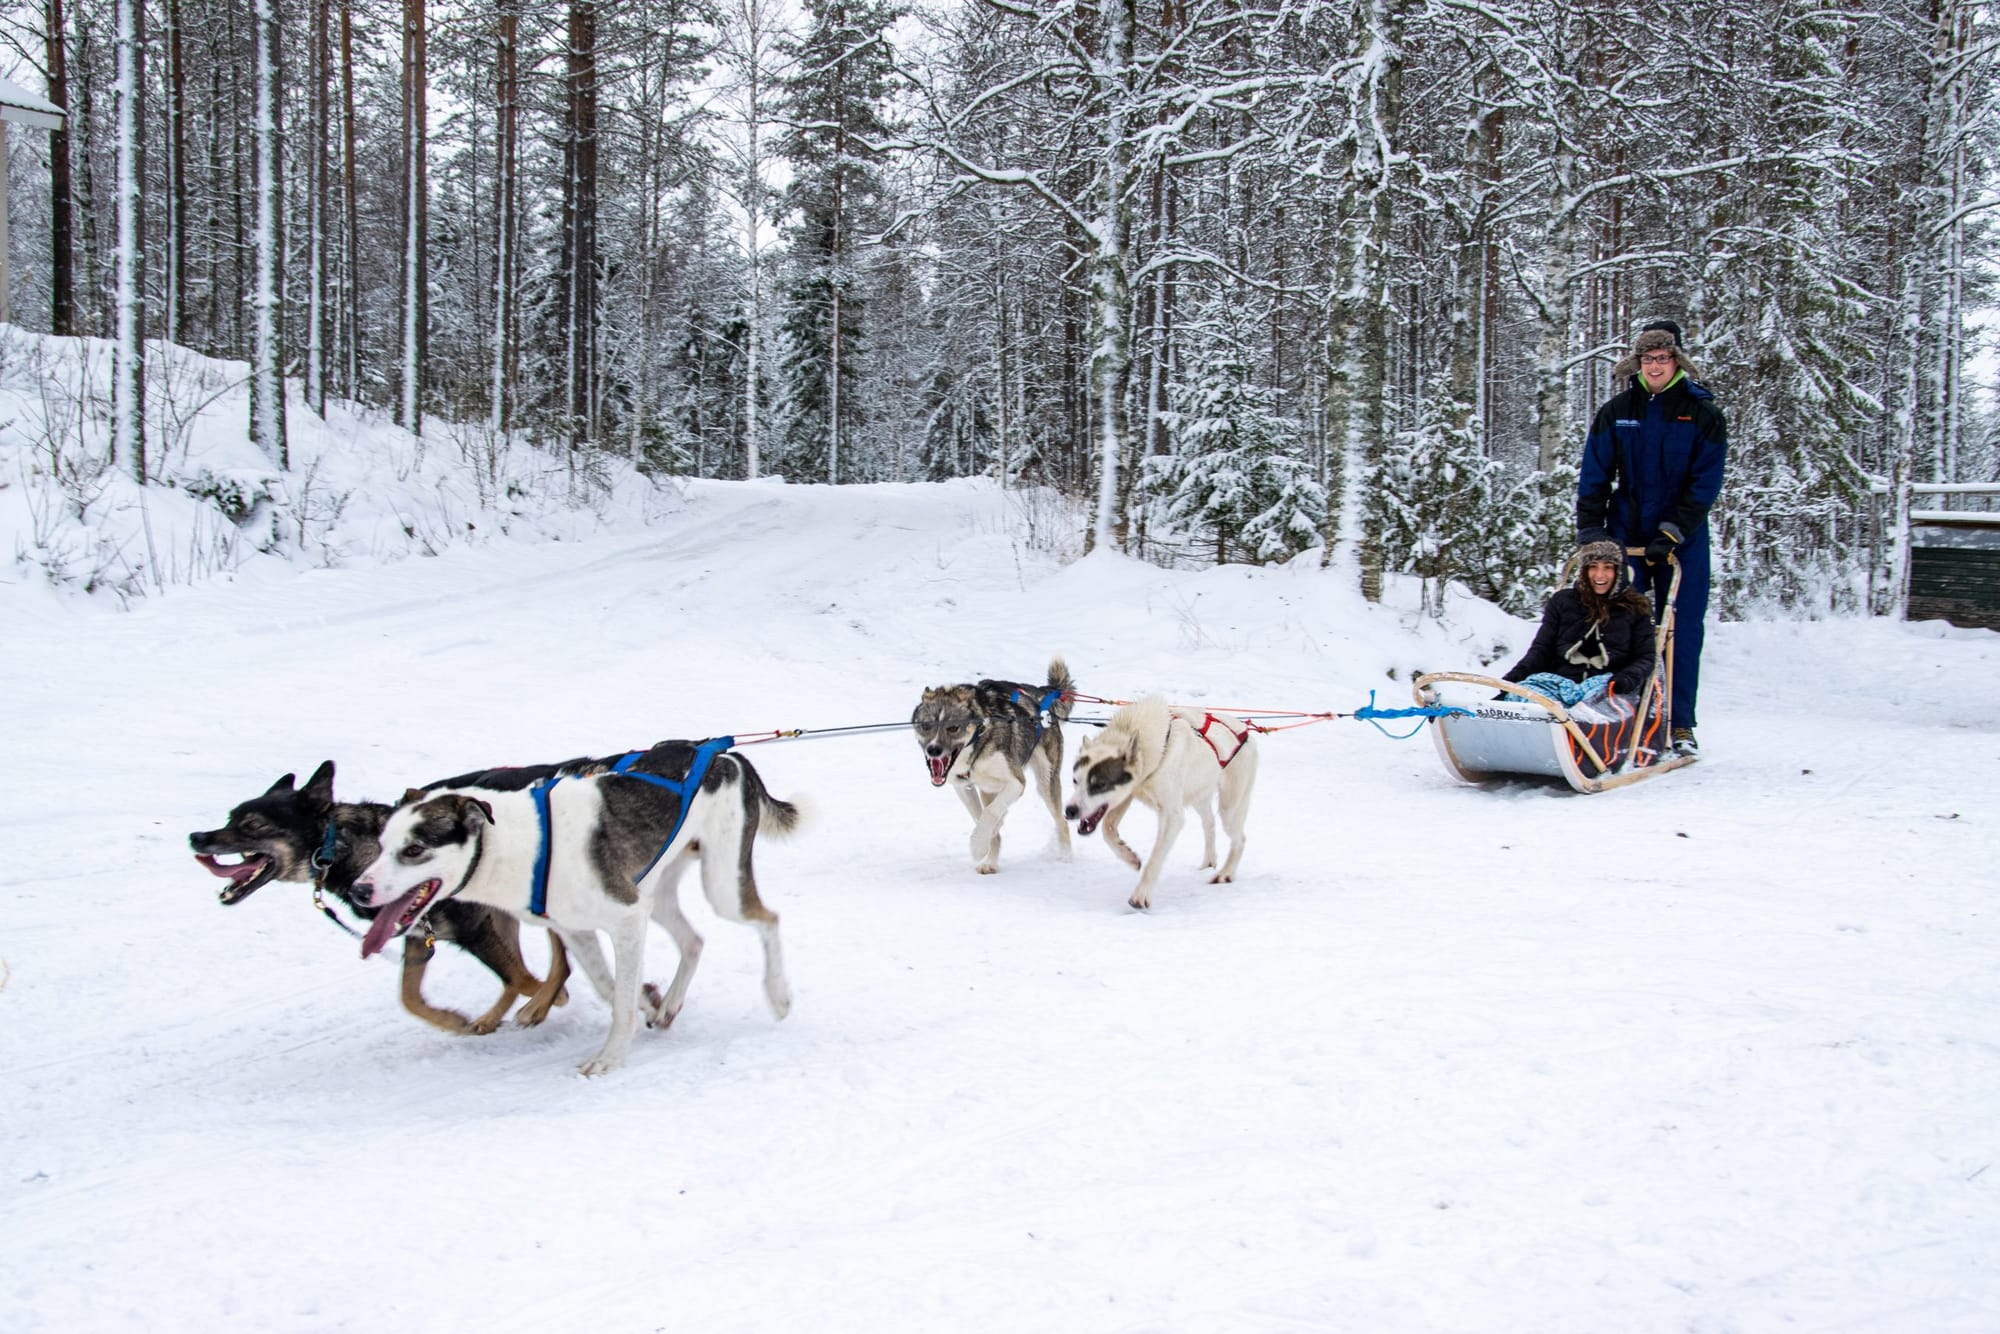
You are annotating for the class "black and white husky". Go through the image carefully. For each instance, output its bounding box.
[353,742,798,1076]
[1064,696,1259,910]
[910,657,1074,873]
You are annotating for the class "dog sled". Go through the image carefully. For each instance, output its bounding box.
[1411,549,1695,794]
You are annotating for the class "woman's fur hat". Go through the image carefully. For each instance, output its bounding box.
[1612,323,1700,384]
[1574,538,1630,595]
[1574,537,1653,622]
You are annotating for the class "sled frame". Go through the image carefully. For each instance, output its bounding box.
[1413,550,1696,794]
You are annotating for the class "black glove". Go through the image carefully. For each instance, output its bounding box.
[1644,522,1684,566]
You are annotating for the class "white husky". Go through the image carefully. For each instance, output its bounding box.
[353,744,797,1075]
[1064,696,1259,910]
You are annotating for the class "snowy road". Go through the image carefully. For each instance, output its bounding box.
[3,479,1997,1331]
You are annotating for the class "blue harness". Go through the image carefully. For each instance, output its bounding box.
[527,736,736,918]
[1009,686,1065,738]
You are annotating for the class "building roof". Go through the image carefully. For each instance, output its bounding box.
[0,76,63,130]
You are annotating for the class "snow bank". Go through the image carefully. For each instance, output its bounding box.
[0,327,681,605]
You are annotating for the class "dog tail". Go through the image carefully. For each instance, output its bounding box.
[1046,656,1076,722]
[733,752,804,840]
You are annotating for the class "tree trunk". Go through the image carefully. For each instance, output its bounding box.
[340,1,361,396]
[398,0,427,435]
[1350,0,1404,601]
[561,0,598,458]
[490,0,519,436]
[1086,0,1136,553]
[46,0,74,336]
[163,0,187,346]
[305,0,330,415]
[111,0,145,482]
[249,0,288,467]
[1534,135,1579,473]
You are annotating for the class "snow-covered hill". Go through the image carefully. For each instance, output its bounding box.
[3,472,1997,1329]
[0,328,678,606]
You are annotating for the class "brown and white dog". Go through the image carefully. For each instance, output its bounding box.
[190,760,569,1035]
[1064,696,1258,910]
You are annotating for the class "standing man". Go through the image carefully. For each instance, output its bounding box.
[1576,319,1727,756]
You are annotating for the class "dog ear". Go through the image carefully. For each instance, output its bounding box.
[264,772,297,796]
[302,761,336,803]
[401,787,428,807]
[464,797,495,827]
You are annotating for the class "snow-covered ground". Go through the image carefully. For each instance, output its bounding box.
[4,476,1997,1332]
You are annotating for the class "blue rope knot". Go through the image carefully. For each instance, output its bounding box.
[1353,691,1472,741]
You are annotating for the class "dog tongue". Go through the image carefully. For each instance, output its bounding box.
[196,854,263,887]
[927,753,952,785]
[359,890,424,959]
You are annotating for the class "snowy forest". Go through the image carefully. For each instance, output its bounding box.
[3,0,1998,615]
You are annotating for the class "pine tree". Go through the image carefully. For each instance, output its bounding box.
[774,0,901,483]
[1143,307,1326,565]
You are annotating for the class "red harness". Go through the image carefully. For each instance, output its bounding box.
[1190,713,1252,768]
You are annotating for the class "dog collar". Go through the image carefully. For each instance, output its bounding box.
[309,820,367,940]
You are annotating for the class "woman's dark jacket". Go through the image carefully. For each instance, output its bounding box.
[1502,589,1657,697]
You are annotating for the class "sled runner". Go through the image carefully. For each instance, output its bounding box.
[1411,550,1695,794]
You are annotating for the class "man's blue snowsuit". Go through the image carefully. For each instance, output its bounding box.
[1576,372,1727,730]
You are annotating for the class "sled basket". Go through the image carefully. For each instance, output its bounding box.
[1411,550,1694,794]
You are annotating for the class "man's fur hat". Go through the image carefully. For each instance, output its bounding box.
[1612,324,1700,384]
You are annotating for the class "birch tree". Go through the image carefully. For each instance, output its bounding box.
[110,0,144,481]
[249,0,287,466]
[713,0,790,479]
[398,0,428,435]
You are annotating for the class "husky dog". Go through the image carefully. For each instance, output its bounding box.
[353,742,798,1076]
[911,657,1075,874]
[1064,696,1259,910]
[191,760,572,1035]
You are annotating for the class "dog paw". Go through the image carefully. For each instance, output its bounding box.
[578,1054,625,1077]
[1209,872,1234,884]
[467,1014,505,1036]
[642,982,681,1030]
[1114,848,1141,870]
[1127,891,1151,911]
[975,862,999,875]
[516,993,560,1027]
[768,987,792,1020]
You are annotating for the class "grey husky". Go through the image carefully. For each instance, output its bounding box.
[353,741,799,1076]
[911,657,1074,873]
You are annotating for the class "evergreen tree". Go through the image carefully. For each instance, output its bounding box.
[774,0,901,483]
[1143,307,1326,565]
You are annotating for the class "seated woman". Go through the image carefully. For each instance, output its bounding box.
[1500,539,1658,708]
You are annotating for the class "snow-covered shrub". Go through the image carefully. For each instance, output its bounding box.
[1142,310,1326,566]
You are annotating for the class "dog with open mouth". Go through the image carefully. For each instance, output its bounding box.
[352,740,799,1076]
[1064,696,1259,910]
[190,760,573,1035]
[910,657,1074,874]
